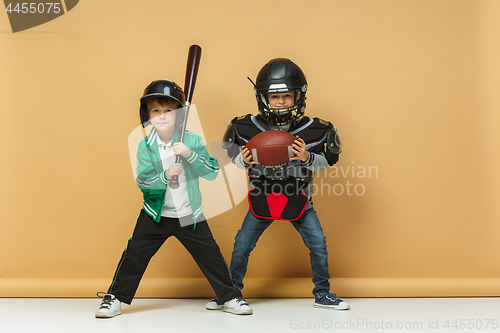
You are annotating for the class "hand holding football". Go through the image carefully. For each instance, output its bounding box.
[290,138,309,162]
[245,130,297,167]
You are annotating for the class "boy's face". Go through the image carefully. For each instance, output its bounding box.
[266,91,295,111]
[148,99,178,133]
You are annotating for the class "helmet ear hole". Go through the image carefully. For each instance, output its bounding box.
[261,94,268,106]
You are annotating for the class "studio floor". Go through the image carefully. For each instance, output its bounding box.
[1,297,499,333]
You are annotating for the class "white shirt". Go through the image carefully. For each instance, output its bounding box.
[156,133,193,218]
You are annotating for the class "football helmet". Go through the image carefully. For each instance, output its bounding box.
[252,58,307,126]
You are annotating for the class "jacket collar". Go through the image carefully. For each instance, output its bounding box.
[145,127,180,148]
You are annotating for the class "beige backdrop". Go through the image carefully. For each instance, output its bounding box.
[1,0,500,298]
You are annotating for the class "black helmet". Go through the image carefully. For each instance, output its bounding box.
[252,58,307,126]
[139,80,186,127]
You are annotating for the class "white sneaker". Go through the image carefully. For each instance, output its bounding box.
[223,297,253,315]
[95,294,122,318]
[206,298,224,310]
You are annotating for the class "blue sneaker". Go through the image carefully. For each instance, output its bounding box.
[314,293,350,310]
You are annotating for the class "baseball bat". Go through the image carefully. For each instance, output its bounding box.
[169,45,202,189]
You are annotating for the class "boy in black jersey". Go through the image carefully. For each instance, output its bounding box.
[207,59,349,310]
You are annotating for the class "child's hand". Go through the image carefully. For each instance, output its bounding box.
[173,142,192,158]
[290,138,309,162]
[241,146,256,165]
[166,163,182,180]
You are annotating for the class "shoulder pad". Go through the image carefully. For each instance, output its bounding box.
[327,126,342,154]
[234,115,247,122]
[231,114,253,125]
[317,118,331,127]
[222,122,236,149]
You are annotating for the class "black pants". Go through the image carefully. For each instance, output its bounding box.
[108,210,241,304]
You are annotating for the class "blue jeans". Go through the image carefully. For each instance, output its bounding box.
[229,208,330,299]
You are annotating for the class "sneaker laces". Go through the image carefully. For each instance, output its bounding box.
[97,293,115,309]
[235,297,249,306]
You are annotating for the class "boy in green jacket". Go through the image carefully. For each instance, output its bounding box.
[96,80,251,318]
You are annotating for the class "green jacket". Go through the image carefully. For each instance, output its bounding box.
[136,127,219,227]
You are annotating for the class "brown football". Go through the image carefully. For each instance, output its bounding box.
[245,130,297,166]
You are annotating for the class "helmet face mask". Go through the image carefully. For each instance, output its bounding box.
[264,107,296,126]
[253,58,307,126]
[139,80,186,127]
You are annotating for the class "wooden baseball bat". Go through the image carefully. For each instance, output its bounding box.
[169,45,202,189]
